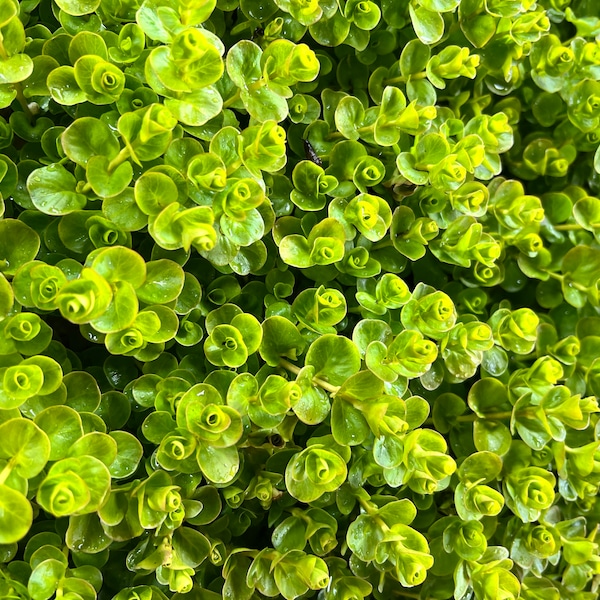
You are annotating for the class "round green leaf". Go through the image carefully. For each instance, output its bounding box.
[0,272,13,319]
[0,54,34,84]
[136,259,185,304]
[61,117,120,166]
[0,418,50,478]
[68,432,118,466]
[196,445,239,484]
[47,65,87,106]
[55,0,101,18]
[108,430,143,478]
[63,371,101,412]
[87,155,133,198]
[91,246,147,288]
[0,219,40,277]
[0,485,33,544]
[35,405,84,461]
[27,164,87,215]
[259,316,306,366]
[305,334,361,386]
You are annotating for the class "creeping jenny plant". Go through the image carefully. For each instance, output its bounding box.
[2,0,600,598]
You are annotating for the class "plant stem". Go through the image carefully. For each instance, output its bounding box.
[348,306,367,314]
[554,223,583,231]
[107,146,131,173]
[0,461,12,486]
[357,124,375,135]
[327,124,375,141]
[14,84,36,122]
[223,89,241,109]
[280,358,301,376]
[326,131,346,141]
[279,358,340,395]
[424,410,513,426]
[384,71,428,86]
[356,494,375,514]
[547,270,588,292]
[457,411,513,421]
[372,238,394,251]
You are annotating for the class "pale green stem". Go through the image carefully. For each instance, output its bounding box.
[326,131,347,141]
[424,410,513,426]
[326,124,375,142]
[554,223,583,231]
[372,238,394,251]
[107,146,131,173]
[0,461,12,486]
[14,85,35,122]
[279,358,340,395]
[356,494,377,514]
[223,89,241,108]
[384,71,428,86]
[348,306,366,314]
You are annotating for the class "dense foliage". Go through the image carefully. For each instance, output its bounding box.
[1,0,600,598]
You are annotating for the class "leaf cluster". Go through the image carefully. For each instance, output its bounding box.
[1,0,600,600]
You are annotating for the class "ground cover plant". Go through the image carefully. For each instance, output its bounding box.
[1,0,600,598]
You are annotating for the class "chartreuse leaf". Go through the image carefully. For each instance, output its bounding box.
[109,23,145,63]
[63,371,100,412]
[0,54,33,84]
[61,117,120,166]
[331,393,371,446]
[259,316,306,366]
[409,3,444,44]
[136,259,184,304]
[35,406,84,461]
[37,455,111,516]
[305,334,361,386]
[164,88,223,127]
[27,164,87,215]
[285,445,347,502]
[0,418,50,478]
[335,96,365,140]
[87,155,133,198]
[55,0,100,16]
[0,273,13,320]
[279,218,346,268]
[3,0,600,596]
[197,445,239,484]
[0,485,32,544]
[108,431,143,478]
[73,55,125,104]
[90,246,147,288]
[112,587,169,600]
[55,268,113,324]
[0,0,18,27]
[47,66,87,105]
[561,245,600,307]
[0,363,44,408]
[458,451,503,485]
[91,281,138,334]
[0,219,40,277]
